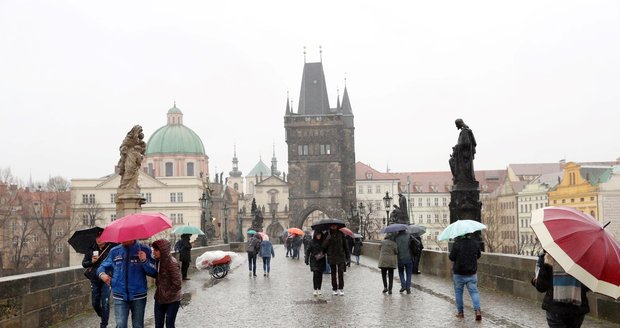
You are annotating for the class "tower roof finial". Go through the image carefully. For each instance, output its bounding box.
[319,45,322,62]
[303,46,306,63]
[272,142,276,157]
[344,72,347,87]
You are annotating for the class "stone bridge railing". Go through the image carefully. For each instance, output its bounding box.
[0,244,230,328]
[361,241,620,324]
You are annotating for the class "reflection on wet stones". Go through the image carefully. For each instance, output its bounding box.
[294,299,328,305]
[180,292,191,307]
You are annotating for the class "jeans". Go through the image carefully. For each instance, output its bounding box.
[262,257,271,273]
[330,263,345,290]
[355,255,360,265]
[91,280,111,328]
[113,298,147,328]
[248,253,257,273]
[545,311,585,328]
[381,268,394,291]
[398,258,413,290]
[180,260,189,279]
[453,274,481,312]
[154,301,180,328]
[313,271,323,290]
[293,247,300,259]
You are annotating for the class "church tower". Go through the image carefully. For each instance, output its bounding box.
[228,145,244,192]
[284,55,357,230]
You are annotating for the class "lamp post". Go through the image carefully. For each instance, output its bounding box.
[383,192,392,225]
[237,208,244,242]
[358,202,366,239]
[223,203,229,244]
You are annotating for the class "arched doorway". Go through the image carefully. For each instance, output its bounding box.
[301,209,329,231]
[266,221,285,244]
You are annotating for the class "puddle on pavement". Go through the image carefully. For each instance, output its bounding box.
[294,299,328,305]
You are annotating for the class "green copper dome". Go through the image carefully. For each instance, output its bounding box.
[146,105,205,155]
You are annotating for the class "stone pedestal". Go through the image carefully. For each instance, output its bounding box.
[449,181,484,251]
[115,193,145,218]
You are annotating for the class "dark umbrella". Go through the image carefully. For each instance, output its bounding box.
[380,223,408,234]
[311,218,346,231]
[68,227,104,254]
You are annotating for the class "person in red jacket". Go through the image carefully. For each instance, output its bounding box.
[151,239,182,328]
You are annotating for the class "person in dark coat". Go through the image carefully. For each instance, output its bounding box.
[531,252,590,328]
[352,238,363,265]
[178,234,192,280]
[345,235,354,267]
[449,233,482,320]
[151,239,182,328]
[82,232,116,328]
[323,224,350,296]
[394,230,414,294]
[378,234,398,294]
[411,233,424,274]
[292,235,303,260]
[305,231,327,296]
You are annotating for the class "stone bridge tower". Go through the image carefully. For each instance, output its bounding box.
[284,59,357,230]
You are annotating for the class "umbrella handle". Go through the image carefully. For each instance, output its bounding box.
[603,221,611,229]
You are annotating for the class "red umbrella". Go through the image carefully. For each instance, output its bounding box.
[288,227,304,235]
[100,212,172,243]
[340,227,354,237]
[530,206,620,299]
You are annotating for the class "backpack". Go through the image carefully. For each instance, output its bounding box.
[174,240,182,253]
[247,237,261,254]
[409,234,422,255]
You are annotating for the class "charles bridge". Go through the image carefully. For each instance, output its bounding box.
[1,243,619,327]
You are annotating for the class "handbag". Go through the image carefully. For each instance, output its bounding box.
[313,251,325,260]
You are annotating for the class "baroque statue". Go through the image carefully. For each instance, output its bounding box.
[117,125,146,193]
[449,119,477,186]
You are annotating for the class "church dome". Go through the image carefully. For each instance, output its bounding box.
[145,105,206,155]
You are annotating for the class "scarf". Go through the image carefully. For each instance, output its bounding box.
[552,265,582,305]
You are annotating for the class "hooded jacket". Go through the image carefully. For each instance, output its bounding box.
[97,241,158,301]
[322,229,349,265]
[152,239,182,304]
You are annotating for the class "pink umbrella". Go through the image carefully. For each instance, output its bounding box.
[531,206,620,299]
[340,227,354,237]
[258,232,269,241]
[100,212,172,243]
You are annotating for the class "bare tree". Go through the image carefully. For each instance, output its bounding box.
[7,217,37,274]
[480,195,508,253]
[428,206,451,251]
[73,200,104,228]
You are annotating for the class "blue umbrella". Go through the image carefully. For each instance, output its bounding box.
[380,223,408,234]
[172,225,205,235]
[437,220,487,241]
[407,225,427,236]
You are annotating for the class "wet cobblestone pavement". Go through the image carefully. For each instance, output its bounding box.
[58,246,619,327]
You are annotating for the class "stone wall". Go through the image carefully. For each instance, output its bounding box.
[361,242,620,324]
[0,244,229,328]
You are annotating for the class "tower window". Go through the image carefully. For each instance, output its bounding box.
[165,162,173,176]
[187,163,195,176]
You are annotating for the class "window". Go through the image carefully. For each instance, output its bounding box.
[590,197,595,201]
[187,163,195,176]
[376,185,381,194]
[303,145,309,155]
[434,214,439,223]
[319,144,332,155]
[561,199,565,204]
[571,198,575,203]
[234,183,239,191]
[419,214,423,223]
[144,193,152,203]
[170,213,177,223]
[165,162,173,176]
[82,194,95,204]
[110,193,116,204]
[177,213,184,224]
[426,198,431,207]
[358,186,364,194]
[443,213,448,223]
[55,244,63,254]
[418,198,422,207]
[177,193,183,202]
[367,186,372,194]
[56,227,64,237]
[580,198,584,202]
[82,214,89,226]
[148,163,154,176]
[170,193,177,202]
[111,214,117,221]
[434,198,439,206]
[426,214,431,224]
[11,221,17,232]
[442,198,447,206]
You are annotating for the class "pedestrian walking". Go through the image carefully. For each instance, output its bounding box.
[394,230,414,294]
[259,238,275,276]
[323,224,349,296]
[246,232,261,277]
[151,239,182,328]
[178,234,192,281]
[449,233,482,321]
[292,234,303,259]
[82,231,116,328]
[285,234,293,258]
[352,237,363,265]
[411,233,424,274]
[305,231,327,296]
[531,251,590,328]
[97,240,158,328]
[378,234,398,294]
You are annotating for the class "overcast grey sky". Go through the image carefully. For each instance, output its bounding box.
[1,0,619,183]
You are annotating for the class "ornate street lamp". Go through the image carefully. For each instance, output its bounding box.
[237,208,244,242]
[358,202,366,239]
[383,192,392,225]
[223,203,229,244]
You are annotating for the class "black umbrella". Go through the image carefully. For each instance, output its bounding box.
[68,227,104,254]
[311,218,346,231]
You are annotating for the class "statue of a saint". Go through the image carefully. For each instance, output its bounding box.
[389,205,403,224]
[251,208,264,232]
[449,119,477,186]
[398,193,409,220]
[117,125,146,192]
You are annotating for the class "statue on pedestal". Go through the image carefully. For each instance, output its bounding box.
[251,208,264,232]
[117,125,146,193]
[449,119,477,186]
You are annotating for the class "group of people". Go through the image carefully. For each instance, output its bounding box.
[378,230,424,295]
[246,231,275,277]
[284,233,303,259]
[82,231,187,328]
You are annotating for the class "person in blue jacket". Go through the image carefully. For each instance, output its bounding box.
[97,240,158,328]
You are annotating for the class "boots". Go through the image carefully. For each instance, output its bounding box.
[475,310,482,321]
